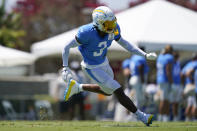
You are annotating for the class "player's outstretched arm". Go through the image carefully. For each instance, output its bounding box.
[62,38,80,67]
[116,37,157,60]
[62,39,80,82]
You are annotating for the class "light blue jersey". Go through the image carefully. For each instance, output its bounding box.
[122,59,130,69]
[76,23,121,65]
[195,69,197,93]
[129,55,149,76]
[157,54,174,84]
[182,61,197,84]
[173,61,181,84]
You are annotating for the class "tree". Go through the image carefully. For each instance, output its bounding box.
[14,0,102,51]
[0,0,25,49]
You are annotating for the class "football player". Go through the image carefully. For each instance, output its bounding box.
[129,47,149,110]
[156,45,174,122]
[181,54,197,121]
[62,6,156,126]
[170,52,182,121]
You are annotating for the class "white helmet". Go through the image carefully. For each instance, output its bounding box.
[92,6,117,33]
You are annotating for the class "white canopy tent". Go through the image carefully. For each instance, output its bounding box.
[115,0,197,51]
[0,45,36,67]
[31,0,197,60]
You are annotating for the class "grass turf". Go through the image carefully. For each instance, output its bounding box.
[0,121,197,131]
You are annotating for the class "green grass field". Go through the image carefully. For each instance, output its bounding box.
[0,121,197,131]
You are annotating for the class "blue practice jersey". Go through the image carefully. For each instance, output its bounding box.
[157,53,174,84]
[122,59,130,69]
[173,61,181,84]
[129,55,149,76]
[76,23,121,65]
[195,69,197,93]
[182,61,197,84]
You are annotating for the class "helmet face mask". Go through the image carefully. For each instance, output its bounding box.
[92,6,117,33]
[102,19,117,33]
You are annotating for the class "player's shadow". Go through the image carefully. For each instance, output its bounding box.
[102,124,159,128]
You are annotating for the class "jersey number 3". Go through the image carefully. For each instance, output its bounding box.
[93,41,107,56]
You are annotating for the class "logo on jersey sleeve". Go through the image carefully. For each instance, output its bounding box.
[114,29,119,36]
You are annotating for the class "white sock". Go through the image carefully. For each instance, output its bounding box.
[173,116,179,121]
[185,117,190,121]
[163,115,169,122]
[79,84,84,92]
[135,109,143,117]
[185,117,193,121]
[158,114,163,121]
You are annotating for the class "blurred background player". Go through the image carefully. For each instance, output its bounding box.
[62,6,157,126]
[181,54,197,121]
[156,45,174,121]
[195,68,197,120]
[170,52,182,121]
[122,59,132,90]
[186,65,197,121]
[129,47,149,110]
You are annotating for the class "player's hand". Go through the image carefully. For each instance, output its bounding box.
[146,52,157,60]
[62,67,73,82]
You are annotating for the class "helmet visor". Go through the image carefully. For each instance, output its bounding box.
[103,19,117,33]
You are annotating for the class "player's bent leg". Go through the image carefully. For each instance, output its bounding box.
[114,88,154,126]
[64,79,112,101]
[114,87,137,113]
[82,84,111,96]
